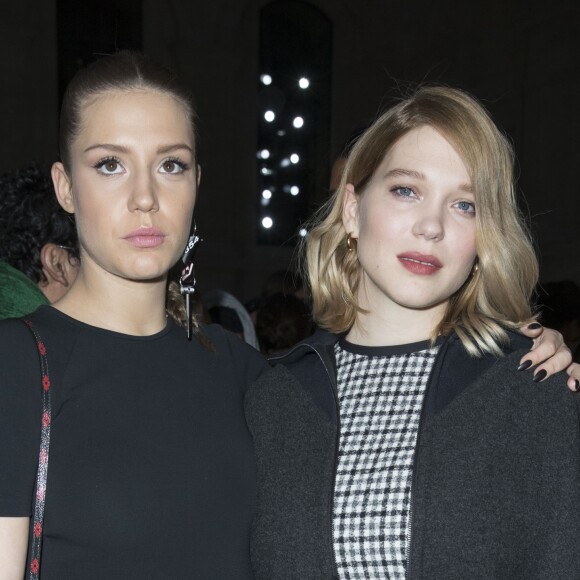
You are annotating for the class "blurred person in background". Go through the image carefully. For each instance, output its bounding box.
[538,280,580,362]
[256,292,312,355]
[0,163,79,318]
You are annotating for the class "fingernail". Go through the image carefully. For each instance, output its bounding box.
[533,369,547,383]
[517,360,532,371]
[527,322,542,330]
[573,379,580,392]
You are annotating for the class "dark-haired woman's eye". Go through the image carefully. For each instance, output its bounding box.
[94,157,123,175]
[160,158,189,175]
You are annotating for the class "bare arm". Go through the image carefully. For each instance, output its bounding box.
[0,517,28,579]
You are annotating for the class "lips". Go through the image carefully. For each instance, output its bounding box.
[397,252,442,275]
[123,227,166,248]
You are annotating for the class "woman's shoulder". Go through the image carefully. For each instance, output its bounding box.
[0,315,38,350]
[195,322,269,378]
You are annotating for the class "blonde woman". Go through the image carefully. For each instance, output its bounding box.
[246,86,580,579]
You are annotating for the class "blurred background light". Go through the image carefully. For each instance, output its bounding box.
[292,116,304,128]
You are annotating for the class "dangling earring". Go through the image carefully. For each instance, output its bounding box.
[346,232,357,252]
[471,261,479,276]
[179,222,202,340]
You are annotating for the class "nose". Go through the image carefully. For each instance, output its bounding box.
[128,171,159,213]
[412,204,445,241]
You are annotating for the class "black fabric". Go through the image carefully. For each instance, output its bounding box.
[246,331,580,579]
[0,306,268,579]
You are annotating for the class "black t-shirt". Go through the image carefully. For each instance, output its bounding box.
[0,306,268,579]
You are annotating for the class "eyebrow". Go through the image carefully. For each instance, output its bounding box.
[384,168,473,193]
[83,143,194,155]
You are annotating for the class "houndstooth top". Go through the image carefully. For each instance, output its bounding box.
[333,338,440,579]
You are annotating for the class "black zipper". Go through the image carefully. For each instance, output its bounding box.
[405,395,427,580]
[326,364,340,579]
[303,346,341,578]
[405,339,448,580]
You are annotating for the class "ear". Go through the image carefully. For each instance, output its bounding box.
[39,244,78,300]
[51,162,75,214]
[342,184,360,238]
[196,164,202,188]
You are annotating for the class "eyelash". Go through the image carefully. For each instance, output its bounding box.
[454,200,476,215]
[161,157,191,173]
[92,156,191,174]
[391,186,476,215]
[391,186,416,199]
[93,156,122,173]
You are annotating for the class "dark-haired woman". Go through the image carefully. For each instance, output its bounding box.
[0,52,266,579]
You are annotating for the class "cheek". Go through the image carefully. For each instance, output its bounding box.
[358,205,402,246]
[451,226,477,278]
[447,214,476,248]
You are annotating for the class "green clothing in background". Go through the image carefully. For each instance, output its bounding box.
[0,261,48,319]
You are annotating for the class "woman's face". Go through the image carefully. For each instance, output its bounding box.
[52,89,197,285]
[343,125,477,324]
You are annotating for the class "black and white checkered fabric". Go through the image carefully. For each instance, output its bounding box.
[332,339,439,579]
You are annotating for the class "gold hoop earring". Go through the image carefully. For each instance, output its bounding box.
[346,232,357,252]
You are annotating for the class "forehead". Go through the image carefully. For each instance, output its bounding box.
[382,126,466,170]
[76,89,194,147]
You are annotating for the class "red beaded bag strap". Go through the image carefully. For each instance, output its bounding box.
[21,319,52,579]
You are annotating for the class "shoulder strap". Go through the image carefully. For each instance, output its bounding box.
[21,318,52,580]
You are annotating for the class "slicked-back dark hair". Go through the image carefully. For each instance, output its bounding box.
[59,50,198,172]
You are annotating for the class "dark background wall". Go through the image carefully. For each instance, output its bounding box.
[2,0,579,301]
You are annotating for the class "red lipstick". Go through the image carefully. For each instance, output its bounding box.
[123,227,166,248]
[397,252,442,275]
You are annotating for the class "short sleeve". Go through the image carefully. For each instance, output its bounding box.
[0,319,42,515]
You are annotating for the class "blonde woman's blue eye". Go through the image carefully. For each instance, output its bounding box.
[393,186,414,197]
[456,201,475,214]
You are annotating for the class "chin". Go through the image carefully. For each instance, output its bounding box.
[394,292,449,312]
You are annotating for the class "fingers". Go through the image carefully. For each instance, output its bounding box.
[566,363,580,392]
[519,321,544,338]
[518,326,572,382]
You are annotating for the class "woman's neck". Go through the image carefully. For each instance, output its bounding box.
[52,267,169,336]
[346,292,446,347]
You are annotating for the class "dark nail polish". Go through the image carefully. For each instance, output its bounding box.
[527,322,542,330]
[573,380,580,393]
[517,360,532,371]
[533,369,547,383]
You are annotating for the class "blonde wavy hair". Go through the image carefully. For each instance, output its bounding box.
[305,86,538,356]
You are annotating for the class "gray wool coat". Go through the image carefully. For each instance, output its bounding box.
[245,330,580,579]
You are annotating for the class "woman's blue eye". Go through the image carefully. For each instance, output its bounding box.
[456,200,476,214]
[94,158,123,175]
[393,186,415,197]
